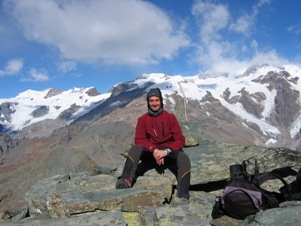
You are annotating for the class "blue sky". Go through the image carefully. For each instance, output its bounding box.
[0,0,301,98]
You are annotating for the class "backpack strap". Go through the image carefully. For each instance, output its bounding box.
[242,158,260,182]
[291,192,301,200]
[211,197,226,219]
[253,172,292,201]
[253,158,260,176]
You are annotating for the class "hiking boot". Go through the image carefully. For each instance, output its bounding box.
[116,178,132,189]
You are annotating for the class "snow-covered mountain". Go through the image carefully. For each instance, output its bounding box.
[1,64,301,150]
[130,64,301,149]
[0,87,110,135]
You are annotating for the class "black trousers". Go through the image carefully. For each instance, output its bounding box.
[120,145,191,198]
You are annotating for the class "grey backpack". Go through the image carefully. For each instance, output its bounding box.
[212,159,292,220]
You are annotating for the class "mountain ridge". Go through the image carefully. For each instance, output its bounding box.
[1,63,301,149]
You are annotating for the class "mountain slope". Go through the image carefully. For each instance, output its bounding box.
[1,64,301,150]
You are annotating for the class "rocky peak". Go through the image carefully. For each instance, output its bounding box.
[109,82,139,97]
[30,105,50,118]
[0,102,16,123]
[85,87,100,97]
[236,63,270,78]
[44,88,62,99]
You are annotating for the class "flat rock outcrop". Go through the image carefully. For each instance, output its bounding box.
[1,140,301,225]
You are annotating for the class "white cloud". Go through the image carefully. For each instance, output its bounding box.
[200,50,291,76]
[191,0,285,75]
[249,50,290,67]
[192,1,230,41]
[257,0,272,7]
[251,40,259,53]
[288,22,301,35]
[21,68,49,82]
[230,0,270,36]
[0,58,23,76]
[192,1,234,70]
[230,14,253,35]
[58,61,77,73]
[5,0,190,65]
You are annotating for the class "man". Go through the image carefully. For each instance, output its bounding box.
[116,88,191,199]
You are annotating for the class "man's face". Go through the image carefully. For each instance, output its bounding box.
[148,96,161,112]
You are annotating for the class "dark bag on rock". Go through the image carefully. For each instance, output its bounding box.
[212,159,292,220]
[284,166,301,200]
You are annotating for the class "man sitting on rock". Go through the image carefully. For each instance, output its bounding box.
[116,87,191,200]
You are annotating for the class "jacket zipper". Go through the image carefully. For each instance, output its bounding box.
[151,123,158,137]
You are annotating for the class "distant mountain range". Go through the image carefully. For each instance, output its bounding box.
[2,63,301,214]
[1,64,301,151]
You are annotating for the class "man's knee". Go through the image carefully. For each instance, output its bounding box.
[177,151,191,169]
[127,145,144,161]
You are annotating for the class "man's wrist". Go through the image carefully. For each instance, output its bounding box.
[165,148,172,155]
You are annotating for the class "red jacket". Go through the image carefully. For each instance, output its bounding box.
[134,110,185,153]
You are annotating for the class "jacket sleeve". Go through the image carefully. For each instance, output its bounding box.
[167,113,185,151]
[134,116,157,153]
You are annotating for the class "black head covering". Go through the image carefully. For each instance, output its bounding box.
[147,88,164,116]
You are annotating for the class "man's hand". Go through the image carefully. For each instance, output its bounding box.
[153,149,167,165]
